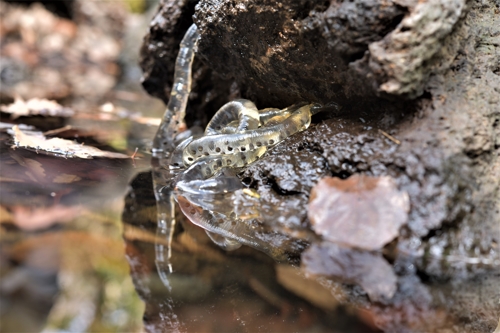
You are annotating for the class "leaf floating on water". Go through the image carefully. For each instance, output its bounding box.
[9,125,129,159]
[0,97,74,119]
[302,242,398,301]
[308,175,409,250]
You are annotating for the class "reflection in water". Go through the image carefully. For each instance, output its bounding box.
[123,171,382,333]
[122,170,500,332]
[149,24,317,284]
[149,23,200,294]
[0,130,145,332]
[123,169,500,333]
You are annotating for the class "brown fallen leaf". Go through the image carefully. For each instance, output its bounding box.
[308,175,409,251]
[0,97,74,119]
[9,125,129,159]
[302,241,398,301]
[22,158,46,180]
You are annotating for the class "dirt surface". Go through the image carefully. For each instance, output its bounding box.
[139,0,500,332]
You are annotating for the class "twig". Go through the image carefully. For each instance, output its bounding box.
[378,129,401,145]
[43,125,72,136]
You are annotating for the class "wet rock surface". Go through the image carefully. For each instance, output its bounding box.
[192,0,469,103]
[140,0,500,332]
[124,170,500,333]
[139,0,237,128]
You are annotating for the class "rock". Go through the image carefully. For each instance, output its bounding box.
[193,0,467,104]
[139,0,500,277]
[139,0,237,127]
[242,150,329,194]
[139,1,500,331]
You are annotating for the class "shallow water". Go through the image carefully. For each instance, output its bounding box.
[0,118,376,332]
[1,101,499,333]
[0,110,149,332]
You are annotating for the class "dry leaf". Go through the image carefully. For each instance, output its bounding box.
[308,175,409,250]
[9,125,129,159]
[302,242,398,301]
[0,97,74,119]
